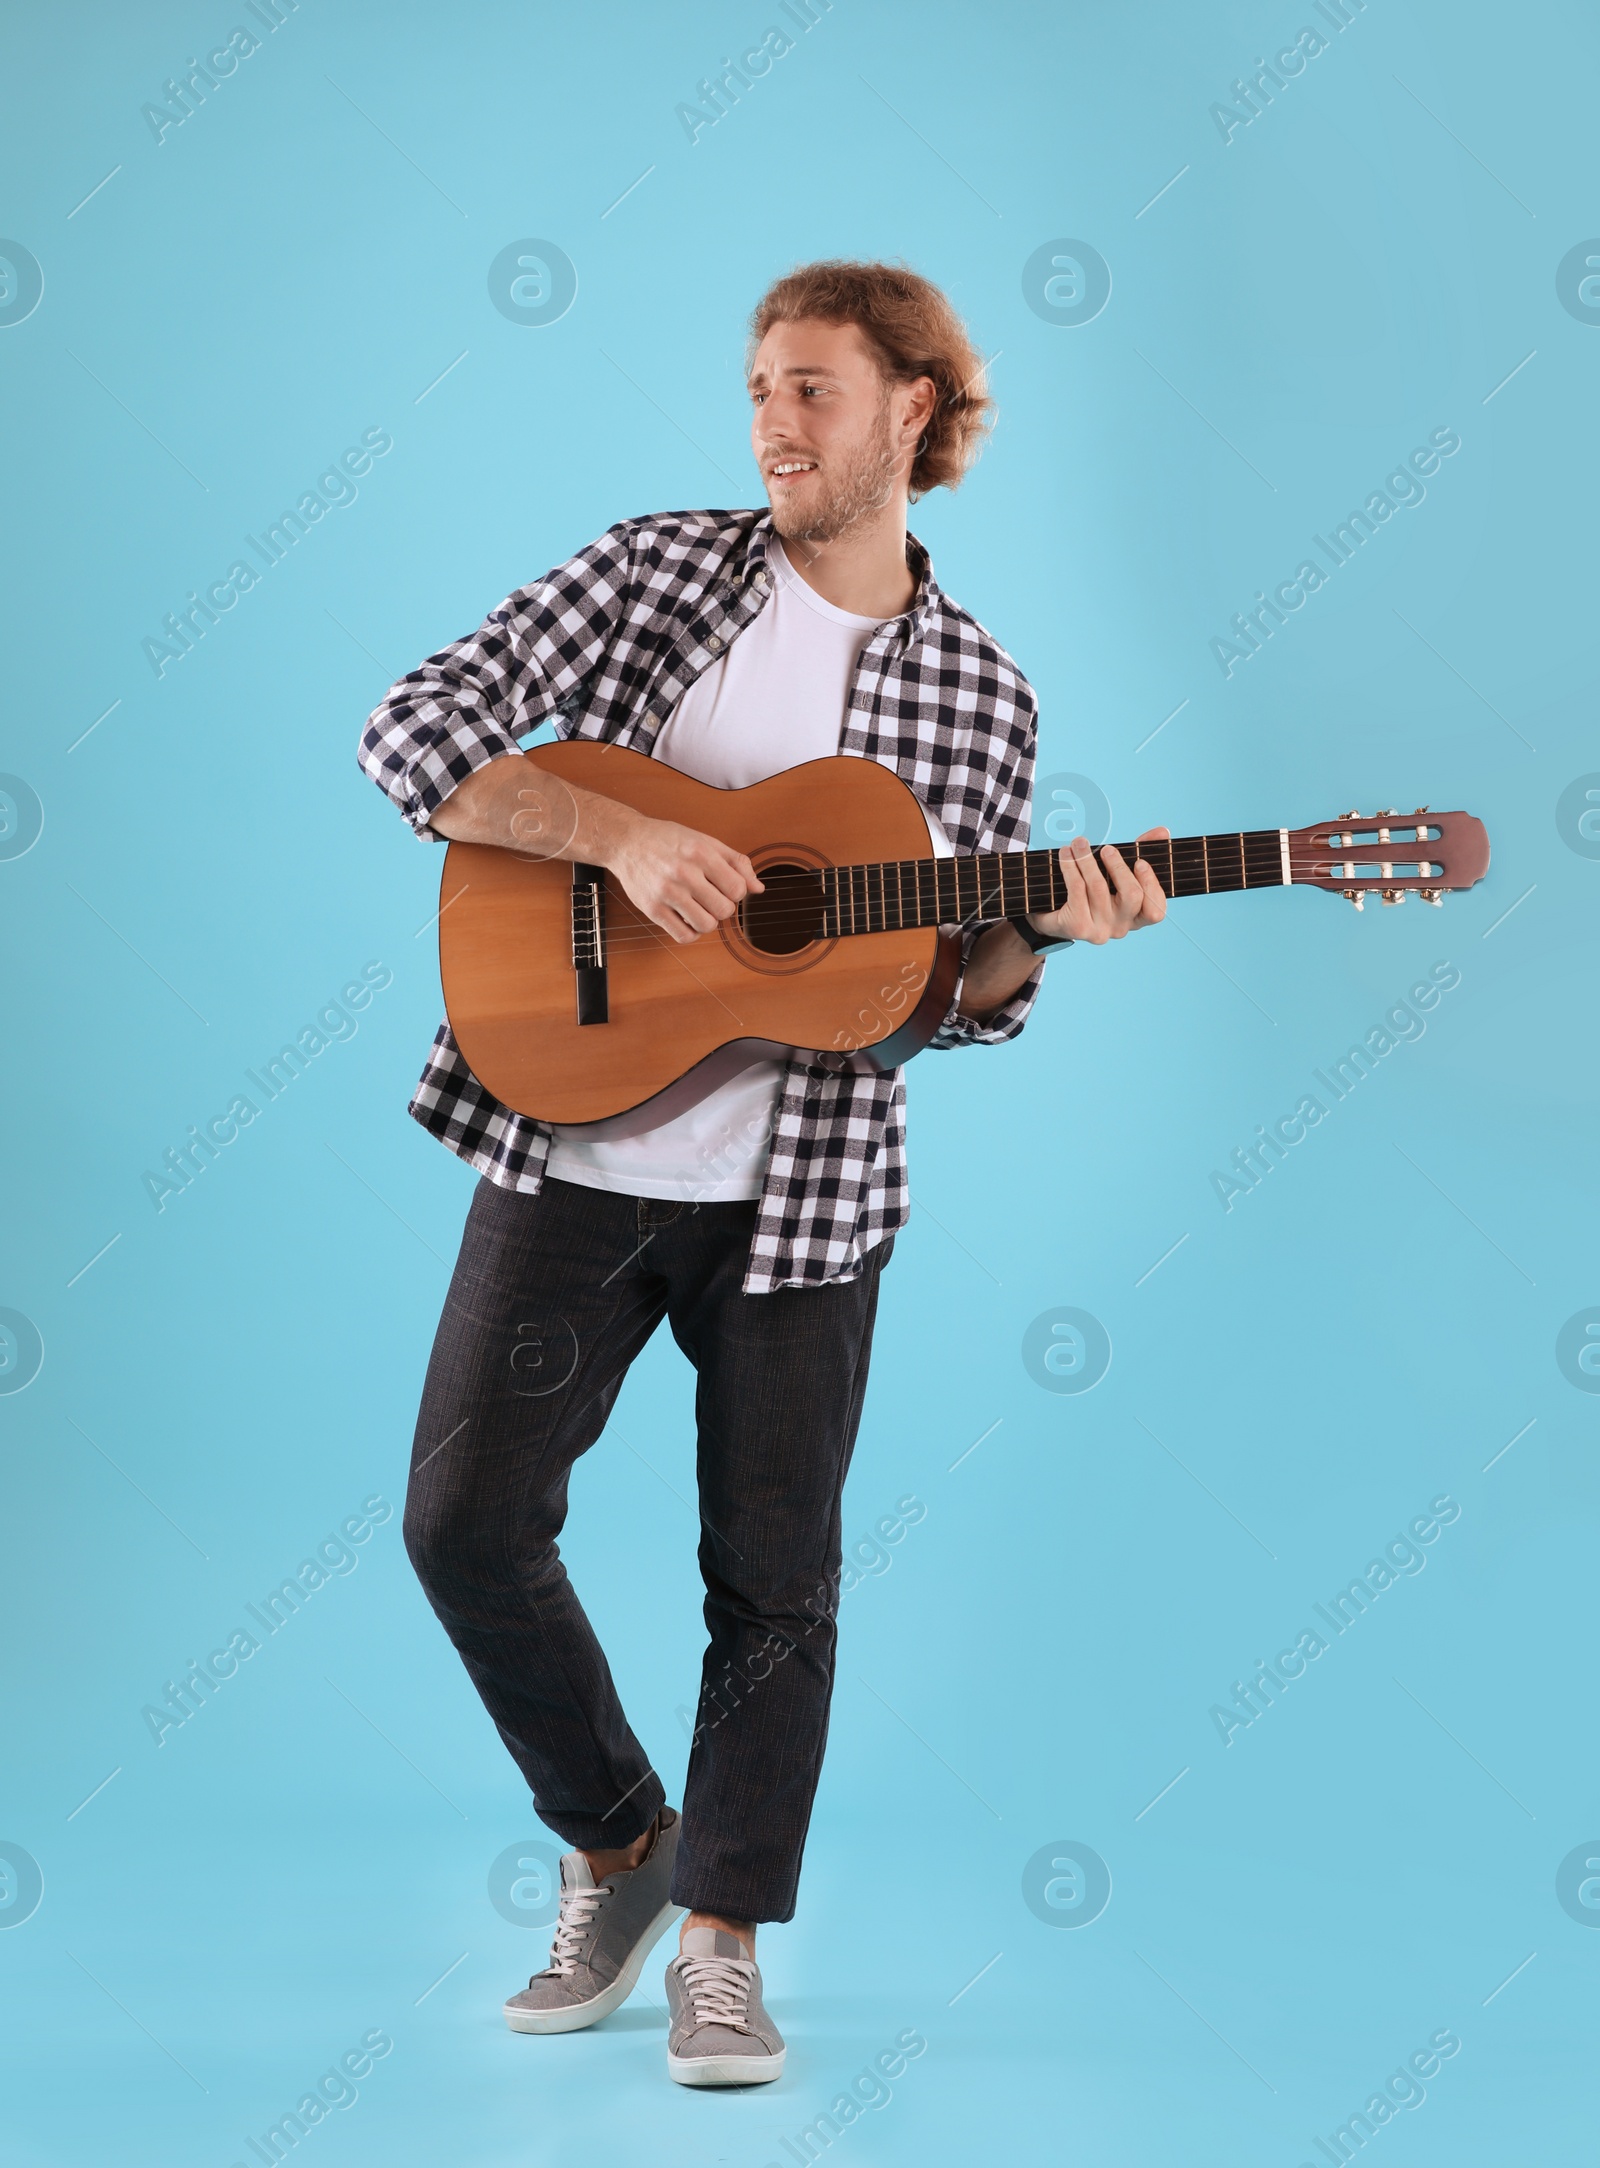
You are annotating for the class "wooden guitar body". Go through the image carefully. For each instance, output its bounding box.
[439,743,960,1134]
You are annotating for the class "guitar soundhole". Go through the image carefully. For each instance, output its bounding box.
[740,862,827,954]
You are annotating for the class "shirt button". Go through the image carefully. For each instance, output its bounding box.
[706,634,723,653]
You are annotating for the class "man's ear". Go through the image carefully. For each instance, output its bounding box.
[905,374,937,438]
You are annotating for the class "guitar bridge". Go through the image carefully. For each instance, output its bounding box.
[571,862,608,1025]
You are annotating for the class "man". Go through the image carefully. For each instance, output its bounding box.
[359,260,1166,2088]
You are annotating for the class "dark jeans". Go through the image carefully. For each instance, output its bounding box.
[404,1175,890,1924]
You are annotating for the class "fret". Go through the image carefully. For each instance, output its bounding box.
[1000,851,1023,918]
[1117,835,1167,898]
[1167,836,1207,897]
[1242,829,1286,887]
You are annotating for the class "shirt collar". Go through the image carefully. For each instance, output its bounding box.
[742,511,938,645]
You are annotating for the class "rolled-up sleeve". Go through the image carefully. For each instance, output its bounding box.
[928,939,1047,1049]
[924,684,1048,1051]
[357,522,635,838]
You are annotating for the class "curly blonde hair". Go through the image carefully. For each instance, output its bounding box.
[749,260,993,499]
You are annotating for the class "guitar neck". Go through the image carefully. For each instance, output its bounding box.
[821,830,1290,936]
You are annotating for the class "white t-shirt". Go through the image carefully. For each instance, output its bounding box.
[544,539,887,1203]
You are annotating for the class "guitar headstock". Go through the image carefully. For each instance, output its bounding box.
[1289,808,1490,909]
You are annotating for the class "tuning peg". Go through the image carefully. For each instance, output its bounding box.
[1342,888,1365,910]
[1412,805,1430,814]
[1379,888,1406,906]
[1378,807,1398,817]
[1419,887,1443,905]
[1340,808,1360,820]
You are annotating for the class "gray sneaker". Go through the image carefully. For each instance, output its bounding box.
[665,1926,786,2086]
[503,1808,683,2034]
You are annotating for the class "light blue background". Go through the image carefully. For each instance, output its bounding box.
[3,3,1595,2162]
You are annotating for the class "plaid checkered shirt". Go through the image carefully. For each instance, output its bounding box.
[359,508,1045,1293]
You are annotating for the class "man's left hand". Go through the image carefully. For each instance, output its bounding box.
[1028,827,1170,944]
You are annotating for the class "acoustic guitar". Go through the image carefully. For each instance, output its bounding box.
[438,742,1489,1136]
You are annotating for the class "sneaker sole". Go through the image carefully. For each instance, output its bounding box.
[503,1901,684,2035]
[667,2046,786,2087]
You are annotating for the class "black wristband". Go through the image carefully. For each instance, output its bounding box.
[1009,916,1074,955]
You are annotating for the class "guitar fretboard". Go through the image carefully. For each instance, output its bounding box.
[820,831,1289,937]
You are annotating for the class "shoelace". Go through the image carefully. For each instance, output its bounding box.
[537,1883,609,1978]
[675,1951,757,2032]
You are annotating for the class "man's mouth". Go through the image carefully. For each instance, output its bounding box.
[766,459,818,483]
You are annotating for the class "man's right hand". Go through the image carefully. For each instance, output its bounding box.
[429,753,761,946]
[609,816,763,945]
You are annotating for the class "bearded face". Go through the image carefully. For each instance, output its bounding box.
[749,319,926,552]
[762,387,904,547]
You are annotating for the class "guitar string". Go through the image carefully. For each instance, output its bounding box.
[599,840,1284,939]
[575,848,1370,955]
[578,852,1408,948]
[567,832,1424,908]
[550,826,1448,949]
